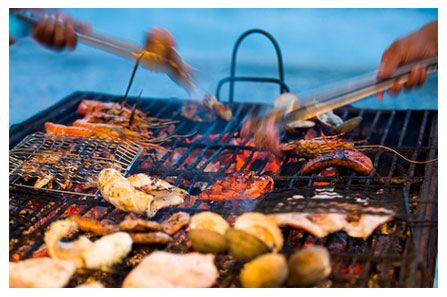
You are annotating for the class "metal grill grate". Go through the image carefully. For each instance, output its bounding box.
[9,132,143,197]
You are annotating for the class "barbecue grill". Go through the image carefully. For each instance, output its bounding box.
[9,29,437,288]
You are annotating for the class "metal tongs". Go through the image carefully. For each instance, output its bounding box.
[283,56,438,122]
[14,10,195,93]
[241,56,437,152]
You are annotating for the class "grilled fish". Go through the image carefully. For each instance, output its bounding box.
[122,251,218,288]
[9,257,76,288]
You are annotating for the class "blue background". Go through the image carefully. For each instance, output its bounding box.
[9,8,438,125]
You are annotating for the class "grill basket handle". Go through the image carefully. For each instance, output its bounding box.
[215,29,290,103]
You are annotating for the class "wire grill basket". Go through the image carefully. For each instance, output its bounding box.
[9,132,143,197]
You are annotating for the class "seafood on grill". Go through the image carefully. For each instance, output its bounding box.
[122,251,218,288]
[198,172,274,201]
[234,212,284,252]
[280,134,367,159]
[82,232,133,270]
[44,219,133,270]
[128,232,173,245]
[15,144,120,191]
[225,228,271,261]
[9,257,76,288]
[119,218,163,232]
[189,212,230,254]
[240,253,288,288]
[316,111,362,134]
[44,220,94,268]
[300,150,373,176]
[287,246,331,287]
[181,95,232,122]
[161,211,190,235]
[69,216,118,236]
[98,168,186,218]
[269,209,395,239]
[189,211,229,235]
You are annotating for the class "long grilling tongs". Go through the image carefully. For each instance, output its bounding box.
[14,10,195,92]
[281,56,438,122]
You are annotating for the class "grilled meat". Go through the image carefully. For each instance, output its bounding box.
[119,218,163,232]
[128,232,173,244]
[122,252,218,288]
[76,281,105,288]
[9,257,76,288]
[98,168,184,218]
[161,211,190,235]
[198,172,274,201]
[300,150,373,176]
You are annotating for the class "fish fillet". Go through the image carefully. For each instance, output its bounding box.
[122,252,218,288]
[9,257,76,288]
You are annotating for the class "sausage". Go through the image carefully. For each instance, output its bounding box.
[300,150,373,176]
[129,232,173,244]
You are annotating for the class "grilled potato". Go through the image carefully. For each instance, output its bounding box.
[286,246,331,287]
[190,229,228,254]
[225,228,270,262]
[240,253,288,288]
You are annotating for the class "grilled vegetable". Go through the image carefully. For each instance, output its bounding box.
[190,229,228,254]
[234,212,283,252]
[286,246,331,287]
[189,211,229,235]
[225,228,271,261]
[240,253,288,288]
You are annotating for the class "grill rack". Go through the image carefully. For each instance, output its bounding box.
[9,29,437,287]
[9,132,143,197]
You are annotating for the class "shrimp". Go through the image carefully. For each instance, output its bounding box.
[45,122,94,137]
[280,134,366,158]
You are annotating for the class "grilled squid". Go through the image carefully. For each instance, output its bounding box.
[300,150,373,176]
[98,168,186,218]
[44,220,93,268]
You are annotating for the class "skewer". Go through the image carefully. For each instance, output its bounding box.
[121,53,144,109]
[129,90,143,126]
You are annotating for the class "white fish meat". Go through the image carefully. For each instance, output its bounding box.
[269,213,347,238]
[122,251,218,288]
[83,232,133,270]
[9,257,76,288]
[343,213,394,240]
[98,168,186,218]
[269,209,394,239]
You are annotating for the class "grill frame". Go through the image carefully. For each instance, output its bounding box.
[9,91,437,287]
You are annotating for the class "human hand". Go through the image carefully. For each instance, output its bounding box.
[376,21,437,99]
[32,12,91,51]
